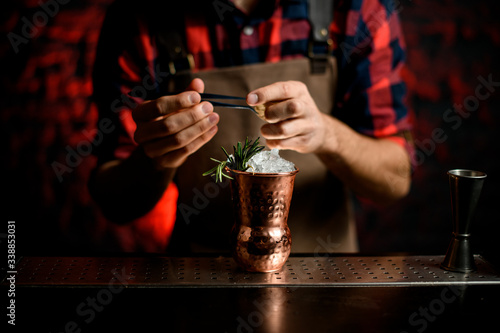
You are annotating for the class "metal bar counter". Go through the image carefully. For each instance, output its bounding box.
[3,254,500,332]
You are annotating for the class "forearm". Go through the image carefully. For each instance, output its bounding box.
[316,114,412,206]
[89,147,176,223]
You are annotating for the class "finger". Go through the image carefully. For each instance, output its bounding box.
[186,78,205,93]
[264,99,305,123]
[247,81,307,106]
[142,112,219,158]
[154,125,219,169]
[260,118,309,140]
[134,102,214,143]
[132,91,201,122]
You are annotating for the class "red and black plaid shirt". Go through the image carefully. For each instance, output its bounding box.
[92,0,413,247]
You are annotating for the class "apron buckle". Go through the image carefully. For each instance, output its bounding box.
[168,53,195,76]
[308,38,333,74]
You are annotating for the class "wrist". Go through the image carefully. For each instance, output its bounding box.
[315,113,342,157]
[315,114,366,174]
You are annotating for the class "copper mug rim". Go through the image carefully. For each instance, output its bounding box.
[227,167,299,177]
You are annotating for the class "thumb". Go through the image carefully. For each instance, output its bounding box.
[185,78,205,93]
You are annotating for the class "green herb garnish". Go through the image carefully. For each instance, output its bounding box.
[202,137,265,182]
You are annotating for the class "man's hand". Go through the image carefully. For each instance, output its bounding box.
[246,81,333,154]
[247,80,412,206]
[132,78,219,169]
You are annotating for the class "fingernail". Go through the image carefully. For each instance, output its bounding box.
[208,113,218,124]
[202,102,213,114]
[247,93,258,105]
[209,125,218,135]
[188,93,200,104]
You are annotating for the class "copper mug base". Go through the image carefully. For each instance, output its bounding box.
[228,168,298,273]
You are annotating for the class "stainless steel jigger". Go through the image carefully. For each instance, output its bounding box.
[441,169,487,273]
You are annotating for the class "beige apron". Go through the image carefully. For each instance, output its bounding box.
[172,57,359,253]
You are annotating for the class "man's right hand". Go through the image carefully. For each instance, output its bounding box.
[132,78,219,169]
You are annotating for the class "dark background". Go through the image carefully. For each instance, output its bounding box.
[1,0,499,260]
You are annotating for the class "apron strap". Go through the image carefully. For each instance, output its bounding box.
[157,31,194,76]
[308,0,335,73]
[151,3,195,76]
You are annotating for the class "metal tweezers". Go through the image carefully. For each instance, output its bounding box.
[199,93,257,114]
[128,91,257,114]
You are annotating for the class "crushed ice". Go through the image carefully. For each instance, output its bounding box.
[246,149,295,173]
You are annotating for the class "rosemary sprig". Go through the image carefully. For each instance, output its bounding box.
[202,137,265,182]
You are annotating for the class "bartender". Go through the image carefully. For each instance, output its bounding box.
[89,0,414,253]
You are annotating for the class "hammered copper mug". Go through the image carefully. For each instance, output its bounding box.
[228,168,299,272]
